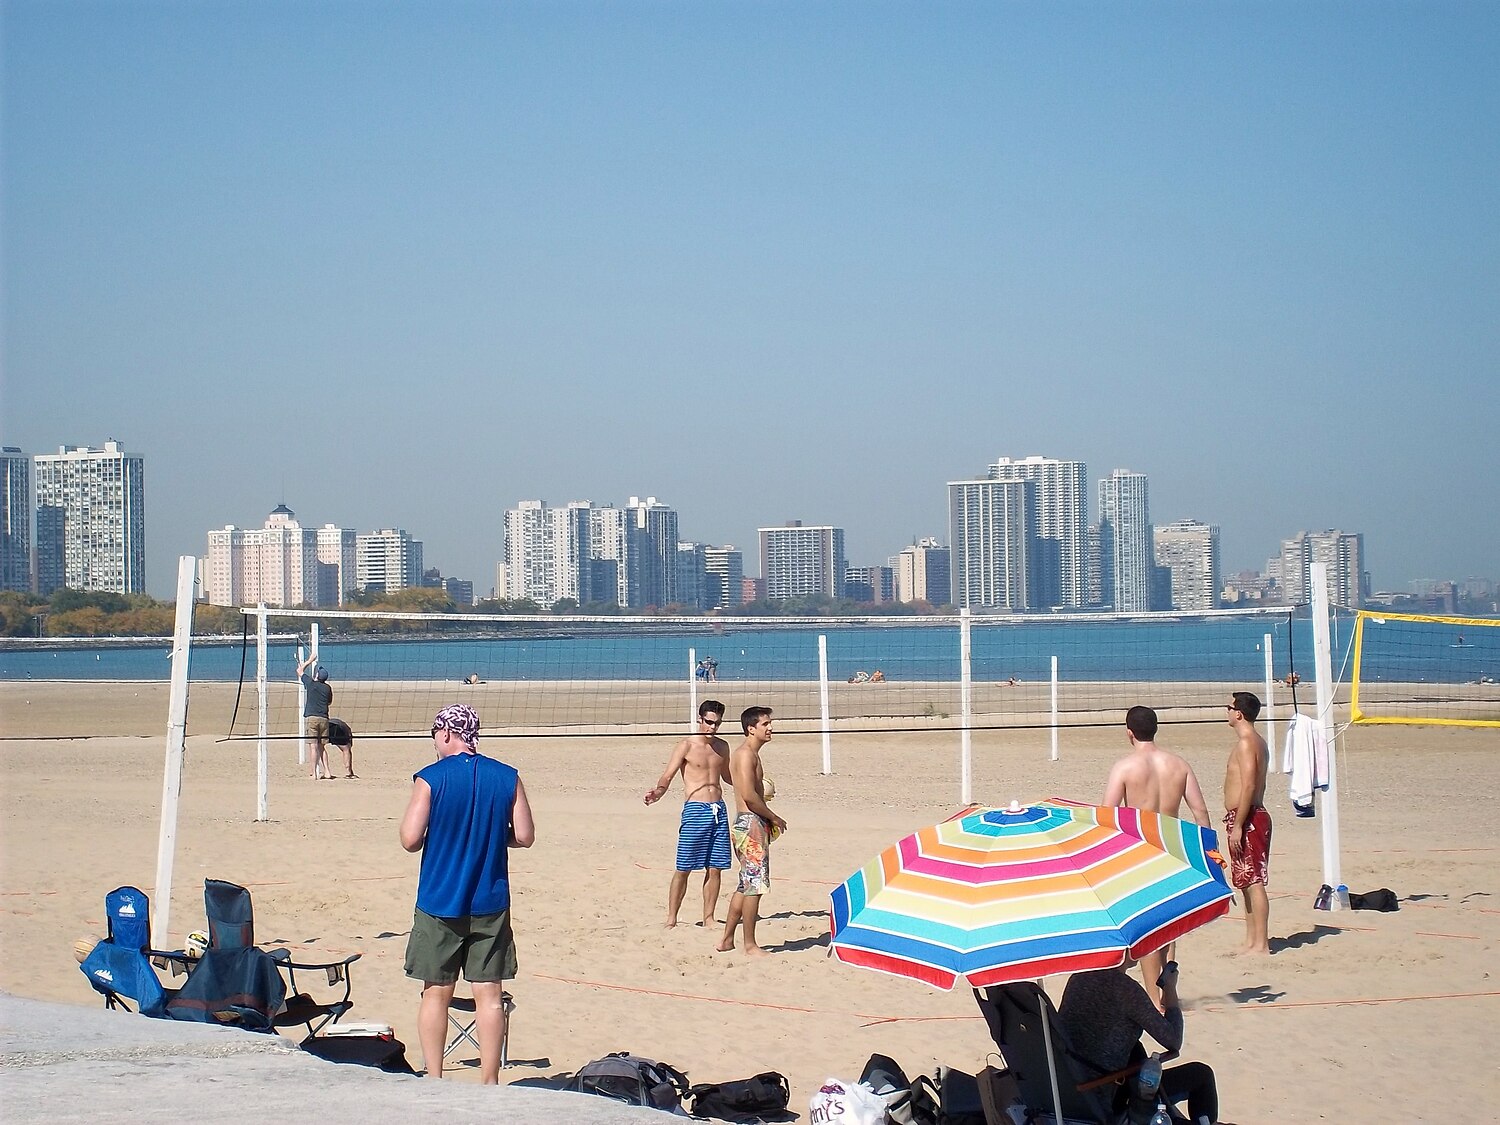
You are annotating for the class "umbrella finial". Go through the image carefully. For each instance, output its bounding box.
[1008,800,1022,813]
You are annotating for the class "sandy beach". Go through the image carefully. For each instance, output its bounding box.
[2,680,1497,1122]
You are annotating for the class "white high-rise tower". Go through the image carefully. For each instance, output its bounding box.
[33,441,146,594]
[1097,470,1152,613]
[988,456,1087,608]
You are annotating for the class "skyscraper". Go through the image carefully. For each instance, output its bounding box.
[1153,520,1221,612]
[703,545,745,609]
[1096,470,1152,612]
[356,529,425,595]
[206,505,329,608]
[626,496,678,609]
[988,456,1087,608]
[1280,530,1367,608]
[948,479,1035,611]
[891,537,952,607]
[1,448,30,593]
[759,522,847,600]
[33,441,146,594]
[503,500,592,606]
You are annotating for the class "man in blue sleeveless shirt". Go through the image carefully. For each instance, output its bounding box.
[400,704,535,1082]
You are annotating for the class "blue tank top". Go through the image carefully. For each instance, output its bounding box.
[414,752,518,919]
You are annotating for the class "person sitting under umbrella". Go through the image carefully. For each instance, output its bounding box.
[1058,958,1219,1125]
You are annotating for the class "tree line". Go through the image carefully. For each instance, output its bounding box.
[2,587,951,639]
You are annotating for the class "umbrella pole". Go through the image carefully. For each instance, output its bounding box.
[1037,979,1065,1125]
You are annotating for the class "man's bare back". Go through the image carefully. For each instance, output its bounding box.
[1104,747,1210,824]
[1106,706,1210,825]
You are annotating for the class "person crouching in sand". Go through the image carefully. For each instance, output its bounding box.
[717,706,785,957]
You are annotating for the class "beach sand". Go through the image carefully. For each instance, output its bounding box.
[2,681,1497,1122]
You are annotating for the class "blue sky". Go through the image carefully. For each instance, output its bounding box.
[4,1,1496,598]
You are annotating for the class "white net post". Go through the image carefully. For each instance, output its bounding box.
[1311,563,1344,898]
[256,605,269,822]
[300,622,320,766]
[153,555,197,948]
[1263,633,1279,773]
[688,646,698,729]
[959,609,972,804]
[818,634,832,775]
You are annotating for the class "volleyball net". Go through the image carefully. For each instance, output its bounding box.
[1350,610,1500,728]
[225,605,1308,741]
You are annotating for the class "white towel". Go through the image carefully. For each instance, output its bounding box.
[1283,712,1329,806]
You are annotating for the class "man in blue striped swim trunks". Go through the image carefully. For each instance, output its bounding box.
[643,700,732,927]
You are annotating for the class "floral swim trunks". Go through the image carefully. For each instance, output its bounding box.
[730,812,772,896]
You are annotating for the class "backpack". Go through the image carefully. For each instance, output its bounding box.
[687,1070,791,1122]
[566,1052,692,1111]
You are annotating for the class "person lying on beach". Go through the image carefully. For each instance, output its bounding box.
[643,700,732,927]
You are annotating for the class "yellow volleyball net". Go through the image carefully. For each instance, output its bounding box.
[1350,611,1500,728]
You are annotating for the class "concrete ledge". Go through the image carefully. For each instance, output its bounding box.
[0,994,663,1123]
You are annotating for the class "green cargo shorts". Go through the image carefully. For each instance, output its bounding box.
[403,907,517,984]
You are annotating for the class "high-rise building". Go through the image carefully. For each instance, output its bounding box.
[1280,530,1367,608]
[703,545,745,609]
[503,500,592,606]
[1097,470,1152,612]
[1083,524,1104,608]
[845,565,896,603]
[626,496,678,609]
[1,448,31,593]
[356,529,424,595]
[315,525,357,606]
[204,506,353,608]
[1153,520,1221,612]
[948,479,1035,611]
[892,537,952,607]
[675,542,709,610]
[588,504,627,607]
[33,441,146,594]
[988,456,1087,608]
[759,522,847,600]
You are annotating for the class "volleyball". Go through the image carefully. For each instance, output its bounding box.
[763,776,776,800]
[73,936,99,963]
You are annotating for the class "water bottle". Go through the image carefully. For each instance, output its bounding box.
[1135,1053,1162,1100]
[1127,1054,1164,1124]
[1335,884,1351,910]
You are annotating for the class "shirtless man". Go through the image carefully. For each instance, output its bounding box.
[1103,705,1211,1008]
[1224,691,1272,954]
[643,700,732,927]
[716,706,785,958]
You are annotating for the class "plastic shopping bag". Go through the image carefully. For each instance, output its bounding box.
[809,1077,890,1125]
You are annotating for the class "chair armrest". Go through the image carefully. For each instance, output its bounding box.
[148,949,196,978]
[275,951,362,985]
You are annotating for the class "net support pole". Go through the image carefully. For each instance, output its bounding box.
[296,643,307,766]
[256,605,269,822]
[1263,633,1279,773]
[688,646,698,729]
[153,555,197,948]
[1311,563,1344,897]
[818,633,832,775]
[959,608,972,804]
[1050,655,1059,762]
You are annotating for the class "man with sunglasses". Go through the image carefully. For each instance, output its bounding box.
[644,699,733,928]
[400,704,535,1082]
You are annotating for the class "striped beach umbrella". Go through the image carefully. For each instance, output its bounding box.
[828,799,1232,990]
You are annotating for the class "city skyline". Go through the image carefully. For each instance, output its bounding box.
[2,440,1491,607]
[4,6,1496,598]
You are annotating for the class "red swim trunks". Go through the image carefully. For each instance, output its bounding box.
[1224,805,1272,889]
